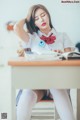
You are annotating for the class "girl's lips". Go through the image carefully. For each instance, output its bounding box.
[41,22,46,26]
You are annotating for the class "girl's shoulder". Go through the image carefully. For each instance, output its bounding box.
[50,28,65,37]
[28,32,39,39]
[56,31,69,38]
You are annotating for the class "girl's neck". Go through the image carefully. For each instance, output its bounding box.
[40,27,52,35]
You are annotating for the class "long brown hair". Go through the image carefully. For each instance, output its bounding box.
[25,4,53,34]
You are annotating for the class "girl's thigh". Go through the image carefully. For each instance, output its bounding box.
[33,89,46,102]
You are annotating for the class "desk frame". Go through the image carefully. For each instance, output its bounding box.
[8,59,80,120]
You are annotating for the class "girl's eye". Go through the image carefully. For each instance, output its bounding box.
[41,14,46,17]
[35,13,46,21]
[35,17,39,21]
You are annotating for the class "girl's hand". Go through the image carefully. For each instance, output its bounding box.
[54,50,63,54]
[64,48,72,52]
[17,48,25,57]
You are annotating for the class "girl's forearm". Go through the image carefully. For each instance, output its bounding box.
[14,19,25,32]
[14,19,29,43]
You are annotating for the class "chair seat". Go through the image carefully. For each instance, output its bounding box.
[41,94,53,101]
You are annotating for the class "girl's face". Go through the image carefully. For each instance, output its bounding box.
[34,8,50,31]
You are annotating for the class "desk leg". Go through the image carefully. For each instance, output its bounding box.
[77,89,80,120]
[11,87,16,120]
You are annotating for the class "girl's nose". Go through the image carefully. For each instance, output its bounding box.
[39,17,44,22]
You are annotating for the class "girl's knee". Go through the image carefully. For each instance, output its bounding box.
[49,89,67,95]
[23,89,37,98]
[18,89,37,105]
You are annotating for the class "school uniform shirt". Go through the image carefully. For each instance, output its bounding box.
[21,28,75,54]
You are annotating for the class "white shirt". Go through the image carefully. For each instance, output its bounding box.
[21,28,75,54]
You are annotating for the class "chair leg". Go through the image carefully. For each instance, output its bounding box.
[55,107,60,120]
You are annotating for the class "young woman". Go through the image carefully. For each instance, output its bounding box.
[14,4,75,120]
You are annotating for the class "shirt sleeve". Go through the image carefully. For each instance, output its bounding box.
[63,32,75,50]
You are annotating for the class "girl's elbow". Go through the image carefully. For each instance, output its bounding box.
[13,24,20,33]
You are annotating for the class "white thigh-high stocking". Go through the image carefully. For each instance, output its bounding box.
[50,89,75,120]
[17,89,37,120]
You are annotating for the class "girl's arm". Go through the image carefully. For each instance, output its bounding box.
[14,19,29,43]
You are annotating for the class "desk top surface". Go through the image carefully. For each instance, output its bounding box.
[8,57,80,66]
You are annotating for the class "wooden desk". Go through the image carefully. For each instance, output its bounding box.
[8,58,80,120]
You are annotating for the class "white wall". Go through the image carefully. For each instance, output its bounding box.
[0,0,80,119]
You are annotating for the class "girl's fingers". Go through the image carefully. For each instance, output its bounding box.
[17,49,25,57]
[54,50,63,53]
